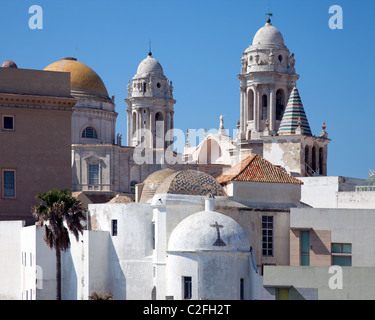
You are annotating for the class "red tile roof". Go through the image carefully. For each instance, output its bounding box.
[216,154,303,185]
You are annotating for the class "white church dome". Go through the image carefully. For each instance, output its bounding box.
[168,210,250,252]
[252,20,285,47]
[135,53,165,78]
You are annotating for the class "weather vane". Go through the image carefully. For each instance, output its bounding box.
[266,7,273,22]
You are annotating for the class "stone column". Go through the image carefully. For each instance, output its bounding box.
[137,108,142,144]
[243,87,248,137]
[164,110,169,149]
[253,84,259,132]
[169,110,174,149]
[145,107,150,148]
[127,108,131,146]
[135,109,139,145]
[240,85,246,137]
[170,110,174,131]
[269,85,276,134]
[150,110,155,148]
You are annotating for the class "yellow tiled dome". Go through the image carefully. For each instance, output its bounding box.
[44,57,109,98]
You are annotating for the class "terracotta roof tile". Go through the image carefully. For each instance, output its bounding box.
[216,154,303,185]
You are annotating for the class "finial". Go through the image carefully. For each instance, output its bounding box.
[295,117,303,135]
[219,114,224,129]
[148,39,152,56]
[319,121,328,139]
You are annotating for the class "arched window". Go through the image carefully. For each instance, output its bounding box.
[305,146,310,175]
[155,112,163,122]
[311,146,316,173]
[82,127,98,139]
[276,89,285,120]
[262,94,268,120]
[319,147,324,175]
[130,180,138,194]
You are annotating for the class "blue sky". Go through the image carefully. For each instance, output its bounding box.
[1,0,374,179]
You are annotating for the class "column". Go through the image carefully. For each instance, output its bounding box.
[253,85,259,132]
[243,88,248,136]
[168,111,174,149]
[135,109,139,145]
[164,110,169,149]
[127,108,131,146]
[240,87,244,135]
[150,110,155,148]
[240,86,246,137]
[145,107,150,148]
[269,85,276,134]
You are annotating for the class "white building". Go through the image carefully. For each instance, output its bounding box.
[0,169,268,300]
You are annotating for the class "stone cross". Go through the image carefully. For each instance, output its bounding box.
[210,221,226,246]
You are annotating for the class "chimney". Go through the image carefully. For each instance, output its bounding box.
[205,193,215,212]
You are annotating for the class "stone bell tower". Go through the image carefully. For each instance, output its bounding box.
[238,17,299,141]
[238,16,330,177]
[125,51,176,149]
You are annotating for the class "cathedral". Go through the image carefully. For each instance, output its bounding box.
[40,16,330,204]
[2,15,374,301]
[184,17,330,177]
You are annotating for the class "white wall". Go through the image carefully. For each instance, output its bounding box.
[89,203,153,299]
[228,181,301,208]
[166,252,252,300]
[0,221,23,300]
[336,191,375,209]
[299,176,364,208]
[21,225,36,300]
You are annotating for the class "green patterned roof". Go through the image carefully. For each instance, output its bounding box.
[277,87,312,136]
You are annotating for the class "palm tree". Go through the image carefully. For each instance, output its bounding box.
[89,292,114,300]
[33,188,87,300]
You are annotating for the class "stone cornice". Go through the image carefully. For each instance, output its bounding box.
[238,71,299,81]
[0,92,76,111]
[125,96,176,104]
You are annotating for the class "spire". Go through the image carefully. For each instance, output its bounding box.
[277,87,312,136]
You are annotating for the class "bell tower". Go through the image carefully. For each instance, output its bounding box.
[238,17,299,140]
[125,52,176,149]
[238,16,330,177]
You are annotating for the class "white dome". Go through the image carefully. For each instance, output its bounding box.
[168,210,250,252]
[135,54,164,77]
[252,21,285,47]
